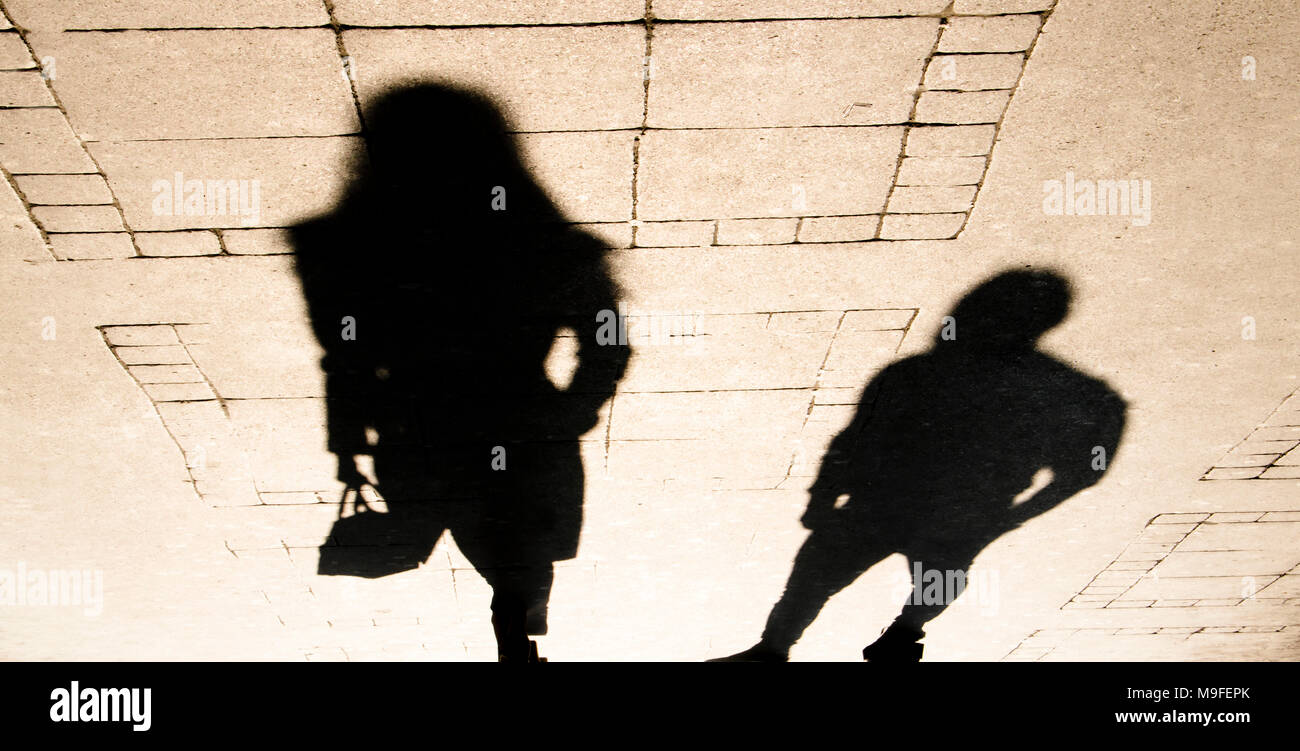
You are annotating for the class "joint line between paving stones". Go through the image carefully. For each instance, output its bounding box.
[876,12,946,238]
[173,327,234,420]
[97,325,209,503]
[0,4,79,259]
[322,0,370,153]
[895,308,920,353]
[786,310,851,477]
[602,393,616,474]
[957,2,1057,237]
[0,5,146,257]
[0,1,144,258]
[1200,385,1299,480]
[629,1,653,246]
[52,14,1059,33]
[0,162,56,260]
[1064,514,1198,609]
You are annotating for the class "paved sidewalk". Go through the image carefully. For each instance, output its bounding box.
[1,0,1298,661]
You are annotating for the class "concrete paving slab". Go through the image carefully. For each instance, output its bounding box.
[0,107,96,173]
[332,0,644,26]
[4,0,329,31]
[939,14,1043,53]
[796,215,881,243]
[1179,522,1300,552]
[30,30,359,140]
[343,27,646,132]
[518,131,637,222]
[637,127,903,220]
[0,32,35,69]
[30,204,122,233]
[220,227,294,255]
[653,1,949,19]
[648,19,935,127]
[954,1,1054,13]
[135,231,222,257]
[923,53,1024,91]
[1017,627,1300,661]
[0,70,53,106]
[14,173,113,204]
[897,156,988,185]
[45,232,134,259]
[89,135,363,230]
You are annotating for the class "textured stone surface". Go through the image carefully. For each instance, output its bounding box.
[887,185,978,213]
[648,19,936,127]
[221,228,294,255]
[796,215,881,243]
[333,0,643,25]
[878,212,965,239]
[635,221,715,248]
[3,0,330,31]
[637,127,903,220]
[136,231,222,257]
[0,70,53,106]
[924,53,1025,91]
[30,204,122,233]
[896,156,988,185]
[0,32,34,69]
[46,232,135,259]
[905,125,996,156]
[716,217,798,245]
[518,132,637,223]
[89,136,363,230]
[343,27,646,133]
[13,174,113,204]
[28,30,359,140]
[953,0,1055,14]
[939,15,1044,53]
[653,1,949,19]
[0,108,96,173]
[915,90,1013,124]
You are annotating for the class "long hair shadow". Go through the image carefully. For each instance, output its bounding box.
[717,269,1127,661]
[290,82,629,661]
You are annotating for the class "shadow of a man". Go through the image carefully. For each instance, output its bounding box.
[716,270,1126,661]
[291,83,628,661]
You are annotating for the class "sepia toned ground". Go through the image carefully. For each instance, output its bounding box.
[1,0,1297,661]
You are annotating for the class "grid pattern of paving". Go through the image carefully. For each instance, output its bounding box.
[1201,387,1300,481]
[1004,624,1300,661]
[99,323,266,506]
[1064,511,1300,610]
[97,307,918,659]
[0,1,1056,260]
[100,308,916,509]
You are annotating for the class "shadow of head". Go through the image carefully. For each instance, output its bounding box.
[938,269,1072,353]
[354,81,558,224]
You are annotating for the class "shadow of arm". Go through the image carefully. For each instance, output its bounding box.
[1010,386,1127,525]
[803,370,892,527]
[291,218,376,474]
[559,236,630,435]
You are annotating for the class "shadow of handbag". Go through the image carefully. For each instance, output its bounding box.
[317,484,433,579]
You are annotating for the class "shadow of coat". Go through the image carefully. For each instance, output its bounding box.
[290,82,629,659]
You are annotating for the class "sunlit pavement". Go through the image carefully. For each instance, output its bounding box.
[1,1,1297,661]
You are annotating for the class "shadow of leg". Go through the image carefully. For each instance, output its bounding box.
[862,550,980,663]
[713,525,889,661]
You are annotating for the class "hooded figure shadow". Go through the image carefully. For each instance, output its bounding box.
[291,83,629,661]
[716,270,1126,661]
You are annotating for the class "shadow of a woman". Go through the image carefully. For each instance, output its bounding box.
[715,270,1126,661]
[291,82,629,661]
